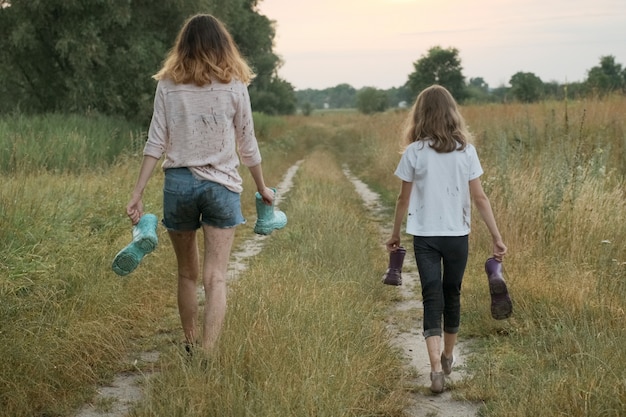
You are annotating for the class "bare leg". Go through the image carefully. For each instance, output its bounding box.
[200,224,235,351]
[425,335,443,373]
[443,332,457,359]
[168,230,200,344]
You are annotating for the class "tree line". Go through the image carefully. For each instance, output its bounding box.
[1,2,624,120]
[298,47,626,114]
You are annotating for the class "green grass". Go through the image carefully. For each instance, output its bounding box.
[0,113,145,174]
[331,98,626,416]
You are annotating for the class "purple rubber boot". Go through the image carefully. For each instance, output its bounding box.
[485,258,513,320]
[382,247,406,286]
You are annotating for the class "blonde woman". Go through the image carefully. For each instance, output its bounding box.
[126,14,274,353]
[386,85,507,393]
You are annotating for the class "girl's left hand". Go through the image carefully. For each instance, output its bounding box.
[492,240,507,261]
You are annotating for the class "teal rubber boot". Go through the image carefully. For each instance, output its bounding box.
[253,188,287,235]
[112,213,159,276]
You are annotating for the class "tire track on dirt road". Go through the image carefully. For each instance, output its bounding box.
[342,165,481,417]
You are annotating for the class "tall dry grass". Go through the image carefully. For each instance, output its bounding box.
[0,112,310,416]
[0,165,173,416]
[333,96,626,416]
[2,96,625,416]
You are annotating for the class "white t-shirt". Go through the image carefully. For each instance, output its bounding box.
[394,140,483,237]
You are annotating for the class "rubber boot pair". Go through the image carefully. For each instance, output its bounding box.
[253,188,287,235]
[485,257,513,320]
[382,246,406,286]
[112,213,159,276]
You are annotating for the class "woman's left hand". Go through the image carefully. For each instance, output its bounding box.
[258,187,275,205]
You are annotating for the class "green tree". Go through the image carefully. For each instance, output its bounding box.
[356,87,389,114]
[0,0,193,119]
[218,0,295,114]
[326,83,357,108]
[300,102,313,116]
[387,85,411,107]
[585,55,625,95]
[295,89,326,109]
[295,84,358,110]
[406,46,467,102]
[250,77,296,115]
[0,0,295,119]
[509,72,544,102]
[466,77,492,103]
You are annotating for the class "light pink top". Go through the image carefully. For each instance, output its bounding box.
[143,78,262,193]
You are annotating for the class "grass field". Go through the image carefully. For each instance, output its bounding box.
[1,96,625,416]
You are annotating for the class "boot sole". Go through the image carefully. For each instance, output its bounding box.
[382,272,402,286]
[489,277,512,320]
[112,242,155,276]
[253,222,287,235]
[112,214,158,276]
[253,213,287,235]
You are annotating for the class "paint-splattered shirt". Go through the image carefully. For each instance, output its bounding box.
[143,78,262,193]
[394,140,483,236]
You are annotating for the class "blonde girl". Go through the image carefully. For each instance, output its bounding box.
[386,85,507,393]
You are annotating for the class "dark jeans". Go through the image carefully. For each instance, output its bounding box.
[413,235,469,338]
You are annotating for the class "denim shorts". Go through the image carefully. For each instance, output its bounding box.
[162,167,245,231]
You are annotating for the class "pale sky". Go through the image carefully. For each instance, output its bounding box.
[257,0,626,90]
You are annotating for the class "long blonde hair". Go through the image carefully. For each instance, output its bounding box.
[403,85,471,152]
[154,14,254,85]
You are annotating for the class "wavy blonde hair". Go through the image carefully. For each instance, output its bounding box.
[403,85,471,153]
[154,14,254,85]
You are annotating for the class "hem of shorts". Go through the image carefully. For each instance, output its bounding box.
[201,219,246,229]
[161,219,246,232]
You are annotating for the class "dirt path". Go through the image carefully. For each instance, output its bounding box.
[342,166,480,417]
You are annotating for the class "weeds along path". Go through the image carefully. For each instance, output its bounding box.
[342,165,481,417]
[75,161,303,417]
[227,160,303,278]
